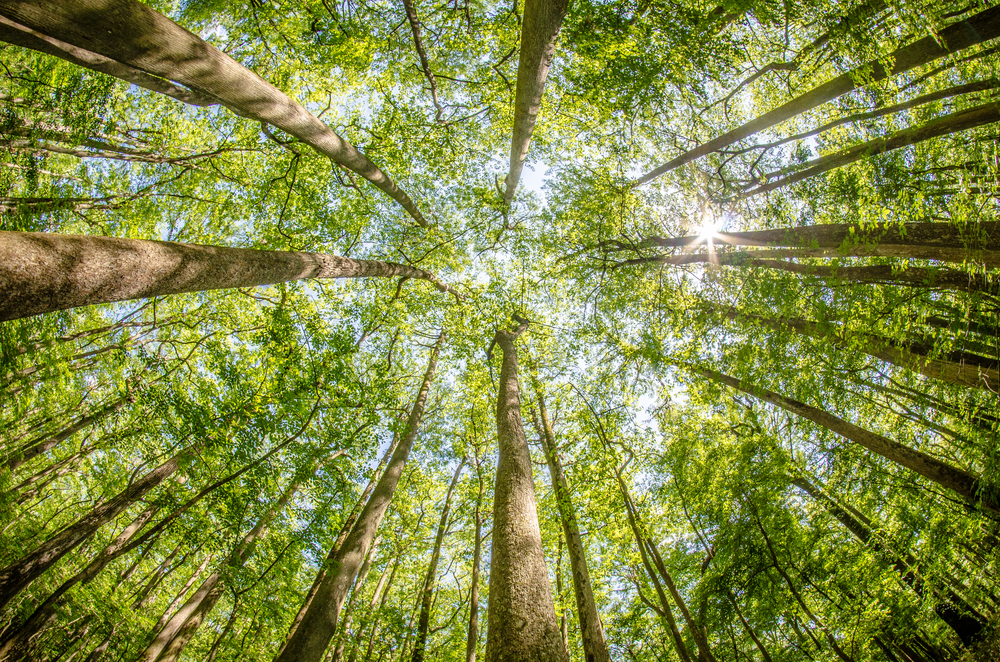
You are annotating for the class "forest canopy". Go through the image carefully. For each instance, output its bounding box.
[0,1,998,661]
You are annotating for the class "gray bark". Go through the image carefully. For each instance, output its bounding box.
[274,333,443,662]
[0,0,427,225]
[485,319,568,662]
[465,457,485,662]
[0,231,457,322]
[503,0,569,203]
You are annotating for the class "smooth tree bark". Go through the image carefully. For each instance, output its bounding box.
[345,556,394,662]
[688,365,1000,513]
[274,332,444,662]
[0,231,458,322]
[502,0,569,203]
[531,389,611,662]
[0,504,158,659]
[633,4,1000,185]
[485,318,568,662]
[736,102,1000,200]
[3,396,128,471]
[331,538,381,662]
[141,456,337,662]
[0,0,428,225]
[791,474,986,644]
[411,458,465,662]
[0,445,193,611]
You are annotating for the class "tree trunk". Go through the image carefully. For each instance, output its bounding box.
[142,457,334,662]
[346,557,394,662]
[275,332,443,662]
[0,504,157,659]
[791,475,986,644]
[81,624,116,662]
[0,0,427,225]
[737,102,1000,200]
[331,537,381,662]
[689,365,1000,513]
[465,455,485,662]
[531,390,611,662]
[727,592,774,662]
[503,0,569,203]
[645,542,718,662]
[633,4,1000,184]
[3,396,127,472]
[0,231,457,322]
[0,446,192,611]
[411,459,465,662]
[484,318,567,662]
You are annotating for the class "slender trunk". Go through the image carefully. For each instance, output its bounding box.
[0,446,192,611]
[143,458,333,662]
[347,558,394,662]
[634,4,1000,184]
[484,320,568,662]
[503,0,569,203]
[0,0,427,225]
[360,558,399,662]
[81,624,116,662]
[645,542,717,662]
[0,231,457,322]
[791,475,986,644]
[400,0,443,121]
[3,396,127,472]
[727,592,774,662]
[555,539,568,653]
[737,102,1000,200]
[411,459,465,662]
[204,601,239,662]
[0,504,157,659]
[752,512,855,662]
[282,436,399,649]
[134,542,184,610]
[465,457,484,662]
[331,538,381,662]
[531,391,611,662]
[716,307,999,390]
[275,332,443,662]
[689,365,1000,513]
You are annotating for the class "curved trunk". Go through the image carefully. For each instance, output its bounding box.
[274,333,443,662]
[411,459,465,662]
[0,0,427,225]
[690,365,1000,514]
[532,391,611,662]
[0,231,457,321]
[503,0,569,203]
[634,4,1000,184]
[485,320,567,662]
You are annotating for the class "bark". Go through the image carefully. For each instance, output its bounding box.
[281,436,399,649]
[81,625,116,662]
[531,391,611,662]
[737,102,1000,200]
[149,550,212,631]
[502,0,569,203]
[634,4,1000,184]
[358,558,399,662]
[346,557,394,662]
[727,592,774,662]
[411,459,465,662]
[645,542,718,662]
[791,475,987,644]
[0,231,458,322]
[400,0,444,121]
[3,396,127,472]
[0,504,157,659]
[0,0,427,225]
[689,365,1000,513]
[715,307,1000,390]
[274,332,443,662]
[0,446,191,611]
[465,456,485,662]
[484,319,568,662]
[142,458,332,662]
[331,537,381,662]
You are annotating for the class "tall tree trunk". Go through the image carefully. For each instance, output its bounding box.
[275,332,444,662]
[727,592,774,662]
[0,504,157,659]
[736,102,1000,200]
[484,318,567,662]
[411,459,465,662]
[688,365,1000,513]
[502,0,569,203]
[3,396,127,471]
[142,456,336,662]
[633,4,1000,184]
[0,231,457,322]
[645,542,717,662]
[0,0,427,225]
[0,446,193,611]
[358,558,399,662]
[465,454,485,662]
[81,624,116,662]
[331,537,381,662]
[790,474,986,644]
[346,557,394,662]
[531,390,611,662]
